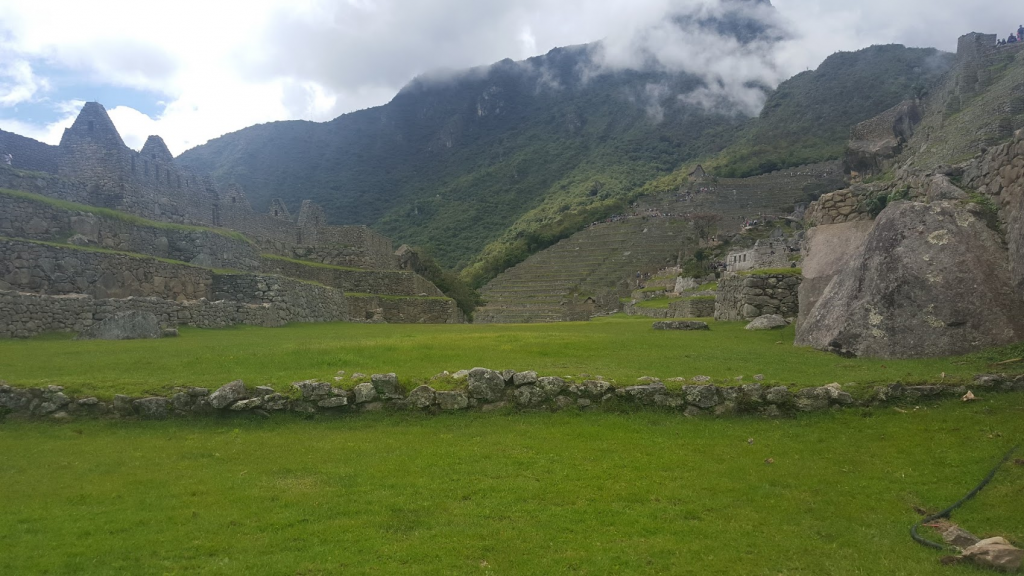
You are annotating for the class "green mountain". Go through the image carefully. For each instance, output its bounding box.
[178,33,951,285]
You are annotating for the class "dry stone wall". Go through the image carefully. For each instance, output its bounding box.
[804,186,877,226]
[0,284,347,339]
[3,371,1021,422]
[347,294,462,324]
[670,297,716,318]
[0,239,213,301]
[715,273,801,321]
[0,191,261,271]
[260,256,442,297]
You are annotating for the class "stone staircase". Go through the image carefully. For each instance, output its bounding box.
[475,218,692,323]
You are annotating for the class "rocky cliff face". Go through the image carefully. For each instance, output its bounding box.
[797,200,1024,359]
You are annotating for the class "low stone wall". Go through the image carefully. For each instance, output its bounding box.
[0,284,347,339]
[804,186,876,226]
[259,256,443,297]
[0,191,261,271]
[2,370,1020,422]
[623,303,674,319]
[347,294,463,324]
[0,238,213,301]
[211,274,349,323]
[670,297,716,318]
[715,273,801,321]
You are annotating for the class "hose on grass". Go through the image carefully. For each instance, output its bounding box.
[911,444,1020,550]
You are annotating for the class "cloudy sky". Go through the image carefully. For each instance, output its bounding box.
[0,0,1018,155]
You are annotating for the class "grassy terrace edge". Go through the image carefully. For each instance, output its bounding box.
[0,187,254,244]
[3,316,1024,399]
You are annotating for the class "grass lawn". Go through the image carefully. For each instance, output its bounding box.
[2,315,1024,399]
[1,396,1022,574]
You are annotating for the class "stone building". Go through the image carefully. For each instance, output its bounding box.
[0,102,462,336]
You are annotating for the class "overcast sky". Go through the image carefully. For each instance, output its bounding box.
[0,0,1019,155]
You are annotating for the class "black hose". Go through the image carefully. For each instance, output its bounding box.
[911,444,1020,550]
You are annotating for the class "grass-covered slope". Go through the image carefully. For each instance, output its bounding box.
[2,399,1022,574]
[178,43,950,279]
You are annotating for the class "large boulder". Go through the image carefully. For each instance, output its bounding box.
[797,201,1024,358]
[75,311,162,341]
[798,221,875,327]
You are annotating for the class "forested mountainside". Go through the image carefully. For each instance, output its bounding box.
[179,26,950,282]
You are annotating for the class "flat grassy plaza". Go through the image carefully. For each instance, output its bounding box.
[3,316,1024,574]
[2,315,1023,398]
[1,399,1022,574]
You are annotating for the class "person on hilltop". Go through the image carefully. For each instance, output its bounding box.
[1009,33,1019,44]
[1018,24,1023,41]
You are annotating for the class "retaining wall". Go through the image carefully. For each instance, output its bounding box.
[0,190,261,271]
[715,273,801,321]
[0,285,347,339]
[347,294,463,324]
[0,239,213,301]
[259,256,442,297]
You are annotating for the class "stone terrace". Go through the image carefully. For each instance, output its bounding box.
[476,218,692,323]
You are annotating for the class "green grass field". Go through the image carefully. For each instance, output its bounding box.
[1,396,1022,575]
[2,315,1024,399]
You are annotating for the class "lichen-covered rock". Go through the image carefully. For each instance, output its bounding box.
[406,385,436,409]
[133,397,169,419]
[798,201,1024,358]
[231,397,264,411]
[745,315,788,330]
[512,371,538,387]
[467,368,505,402]
[317,397,348,409]
[618,383,667,403]
[765,386,791,405]
[684,384,720,408]
[371,373,403,399]
[353,383,378,404]
[75,311,162,341]
[537,377,566,399]
[513,385,545,407]
[436,390,469,411]
[652,321,710,331]
[208,380,247,409]
[293,380,331,400]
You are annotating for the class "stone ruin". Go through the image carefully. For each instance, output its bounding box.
[0,102,462,338]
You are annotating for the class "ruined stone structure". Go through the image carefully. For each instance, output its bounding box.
[715,272,801,322]
[725,238,799,273]
[0,102,460,336]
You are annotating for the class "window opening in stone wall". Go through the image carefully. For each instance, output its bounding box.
[274,210,279,216]
[231,197,236,204]
[144,160,149,176]
[87,121,94,132]
[151,153,156,160]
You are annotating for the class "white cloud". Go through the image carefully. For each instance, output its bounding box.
[0,60,50,106]
[0,0,1020,154]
